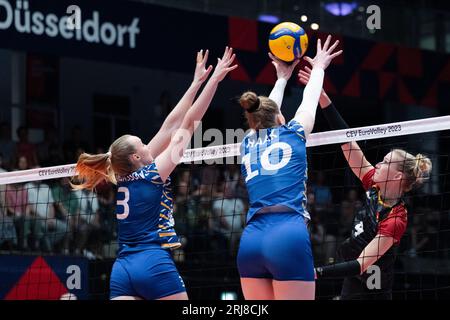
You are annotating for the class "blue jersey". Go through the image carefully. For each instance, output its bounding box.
[241,119,309,223]
[115,163,180,253]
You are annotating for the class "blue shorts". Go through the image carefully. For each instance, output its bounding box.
[110,248,186,300]
[237,212,314,281]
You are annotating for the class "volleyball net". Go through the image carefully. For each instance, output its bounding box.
[0,115,449,299]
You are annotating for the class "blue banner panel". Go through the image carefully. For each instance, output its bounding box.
[0,255,88,300]
[0,0,228,73]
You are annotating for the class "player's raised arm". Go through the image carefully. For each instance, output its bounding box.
[292,35,342,138]
[155,47,237,182]
[298,66,373,180]
[147,50,213,159]
[267,52,299,111]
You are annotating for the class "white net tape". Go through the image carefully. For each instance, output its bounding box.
[1,115,449,185]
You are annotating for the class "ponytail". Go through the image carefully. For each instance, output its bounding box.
[71,152,116,191]
[239,91,279,130]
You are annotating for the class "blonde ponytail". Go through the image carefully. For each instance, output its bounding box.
[412,153,432,187]
[71,152,116,191]
[71,134,137,191]
[239,91,279,130]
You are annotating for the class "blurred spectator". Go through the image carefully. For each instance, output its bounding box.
[176,170,191,203]
[183,183,212,263]
[95,180,118,258]
[195,184,213,227]
[223,165,240,193]
[338,200,355,241]
[211,181,245,258]
[50,177,80,254]
[310,209,326,264]
[0,122,16,170]
[5,182,32,250]
[346,188,364,211]
[234,176,248,203]
[173,170,191,236]
[16,155,29,171]
[0,179,17,250]
[37,126,62,167]
[26,180,68,252]
[308,191,337,264]
[409,208,439,259]
[0,153,7,173]
[306,191,316,215]
[200,167,219,191]
[15,126,39,169]
[63,125,91,163]
[310,171,333,213]
[75,189,102,259]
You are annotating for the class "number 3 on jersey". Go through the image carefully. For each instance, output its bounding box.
[242,142,292,182]
[116,186,130,220]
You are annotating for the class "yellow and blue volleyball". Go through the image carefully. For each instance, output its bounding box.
[268,22,308,62]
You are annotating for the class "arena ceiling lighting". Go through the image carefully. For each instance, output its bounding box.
[325,1,359,16]
[258,14,280,24]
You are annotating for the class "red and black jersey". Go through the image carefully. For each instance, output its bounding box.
[338,168,408,291]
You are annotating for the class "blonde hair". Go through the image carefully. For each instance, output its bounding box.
[392,149,432,192]
[71,134,137,190]
[239,91,279,130]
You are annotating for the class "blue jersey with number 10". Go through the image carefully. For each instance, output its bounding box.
[241,119,309,223]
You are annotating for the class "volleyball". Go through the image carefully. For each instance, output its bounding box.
[268,22,308,62]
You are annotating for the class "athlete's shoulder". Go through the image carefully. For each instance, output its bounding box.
[390,203,408,219]
[241,130,256,152]
[285,120,306,141]
[117,162,164,185]
[361,168,376,190]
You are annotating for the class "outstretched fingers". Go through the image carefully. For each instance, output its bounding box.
[205,64,213,75]
[304,56,313,67]
[268,51,283,63]
[202,49,209,65]
[321,35,332,52]
[221,49,236,67]
[225,64,238,72]
[326,40,340,54]
[222,46,234,61]
[330,50,343,59]
[317,38,322,52]
[298,70,310,78]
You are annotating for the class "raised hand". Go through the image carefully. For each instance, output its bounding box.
[268,52,300,81]
[298,65,332,108]
[298,65,313,86]
[210,46,238,82]
[303,35,342,71]
[193,49,213,84]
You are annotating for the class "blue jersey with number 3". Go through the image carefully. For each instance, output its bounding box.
[115,163,180,253]
[241,120,309,223]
